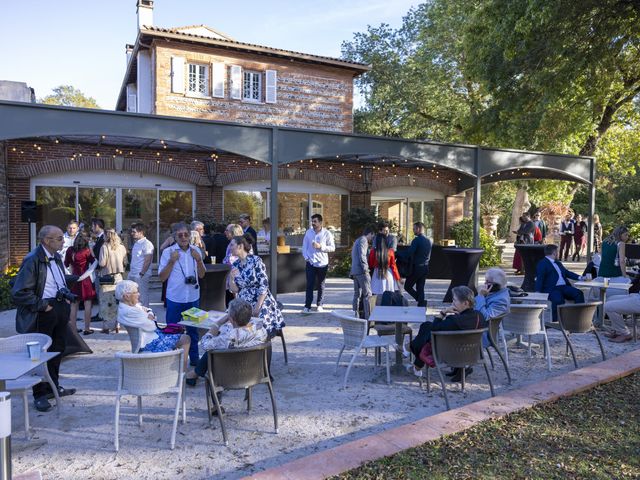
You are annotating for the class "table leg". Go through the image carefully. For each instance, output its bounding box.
[395,323,403,367]
[0,381,5,391]
[598,290,607,327]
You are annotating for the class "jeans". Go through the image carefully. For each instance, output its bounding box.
[352,273,372,318]
[166,298,200,365]
[305,263,328,309]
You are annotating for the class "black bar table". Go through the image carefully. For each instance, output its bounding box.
[514,244,546,292]
[441,248,484,303]
[199,264,231,312]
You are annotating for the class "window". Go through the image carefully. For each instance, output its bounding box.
[187,64,209,96]
[243,71,262,102]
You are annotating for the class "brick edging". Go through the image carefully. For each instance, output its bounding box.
[243,349,640,480]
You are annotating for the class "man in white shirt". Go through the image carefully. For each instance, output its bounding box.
[11,225,77,412]
[158,222,205,366]
[301,214,335,313]
[59,220,79,267]
[129,223,155,307]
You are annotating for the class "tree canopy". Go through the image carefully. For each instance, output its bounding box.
[39,85,100,109]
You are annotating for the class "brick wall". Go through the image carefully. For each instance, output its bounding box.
[444,195,465,237]
[0,143,8,272]
[153,42,355,133]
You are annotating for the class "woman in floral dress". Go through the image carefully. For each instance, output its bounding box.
[228,235,284,337]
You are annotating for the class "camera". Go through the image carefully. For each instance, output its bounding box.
[184,276,199,289]
[56,287,78,303]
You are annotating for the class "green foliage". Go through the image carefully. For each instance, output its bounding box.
[39,85,100,109]
[327,248,352,278]
[449,218,502,267]
[628,224,640,243]
[343,208,400,245]
[0,266,19,312]
[223,191,264,224]
[616,200,640,227]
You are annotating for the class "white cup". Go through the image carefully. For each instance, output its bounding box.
[585,273,592,281]
[26,341,41,361]
[210,256,216,264]
[603,278,610,287]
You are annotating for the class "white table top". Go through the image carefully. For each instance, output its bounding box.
[369,306,426,323]
[511,292,549,302]
[178,310,261,329]
[0,351,59,381]
[575,281,632,290]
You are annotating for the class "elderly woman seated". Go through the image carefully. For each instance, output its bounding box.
[409,286,487,382]
[475,267,510,320]
[185,298,267,386]
[115,280,191,368]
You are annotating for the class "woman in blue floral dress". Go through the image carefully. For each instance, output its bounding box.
[228,235,284,337]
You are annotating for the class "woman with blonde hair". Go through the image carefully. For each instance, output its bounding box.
[99,228,128,333]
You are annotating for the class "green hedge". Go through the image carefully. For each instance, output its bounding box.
[0,266,19,311]
[449,218,502,268]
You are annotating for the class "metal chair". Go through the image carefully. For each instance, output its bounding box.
[123,325,142,353]
[204,343,278,446]
[274,329,288,364]
[484,313,512,384]
[545,302,604,369]
[114,349,186,451]
[502,304,552,371]
[333,310,395,388]
[0,333,60,438]
[426,329,495,410]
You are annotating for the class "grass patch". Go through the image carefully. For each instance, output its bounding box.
[335,372,640,479]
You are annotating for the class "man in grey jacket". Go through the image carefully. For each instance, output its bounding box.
[350,226,375,318]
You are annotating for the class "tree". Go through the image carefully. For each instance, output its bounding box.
[39,85,100,109]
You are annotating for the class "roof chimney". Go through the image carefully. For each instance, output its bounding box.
[137,0,153,31]
[125,44,135,65]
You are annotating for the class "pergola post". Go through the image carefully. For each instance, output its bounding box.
[269,127,279,299]
[472,147,481,248]
[588,157,596,258]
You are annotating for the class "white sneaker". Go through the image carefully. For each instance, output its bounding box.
[406,363,423,377]
[316,306,324,313]
[301,307,311,314]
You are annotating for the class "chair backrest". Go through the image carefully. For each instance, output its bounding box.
[115,349,183,395]
[0,333,52,353]
[431,329,487,368]
[124,326,142,353]
[503,304,546,335]
[332,310,367,349]
[487,313,508,344]
[208,343,269,390]
[557,302,601,333]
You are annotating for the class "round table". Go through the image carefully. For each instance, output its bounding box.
[514,244,546,291]
[442,248,484,303]
[199,264,231,311]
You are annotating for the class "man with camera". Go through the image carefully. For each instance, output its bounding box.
[11,225,77,412]
[158,222,205,366]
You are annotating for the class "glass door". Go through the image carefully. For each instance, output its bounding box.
[159,190,193,248]
[78,187,116,231]
[123,189,158,255]
[35,186,76,235]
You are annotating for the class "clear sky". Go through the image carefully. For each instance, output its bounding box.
[0,0,418,109]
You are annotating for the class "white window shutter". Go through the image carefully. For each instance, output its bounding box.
[212,63,226,98]
[230,65,242,100]
[265,69,277,103]
[171,56,185,93]
[127,94,137,112]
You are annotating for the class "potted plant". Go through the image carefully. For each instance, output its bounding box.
[480,201,501,237]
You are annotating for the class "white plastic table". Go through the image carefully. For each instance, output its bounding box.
[575,280,632,326]
[0,351,59,391]
[369,306,428,366]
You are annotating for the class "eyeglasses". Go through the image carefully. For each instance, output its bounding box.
[46,236,64,241]
[176,232,190,238]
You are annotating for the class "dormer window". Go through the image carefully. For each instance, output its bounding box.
[243,71,262,102]
[187,64,209,96]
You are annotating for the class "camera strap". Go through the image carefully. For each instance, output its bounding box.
[176,247,199,288]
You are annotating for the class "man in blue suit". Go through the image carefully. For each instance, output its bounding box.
[535,244,586,322]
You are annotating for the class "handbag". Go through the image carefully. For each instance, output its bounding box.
[419,342,436,368]
[98,273,116,285]
[158,324,185,335]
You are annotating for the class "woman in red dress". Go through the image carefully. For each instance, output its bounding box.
[64,232,97,335]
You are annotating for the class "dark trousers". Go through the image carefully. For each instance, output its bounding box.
[549,285,584,322]
[166,298,200,365]
[405,266,428,307]
[409,321,434,369]
[30,301,70,399]
[559,235,572,261]
[305,263,328,309]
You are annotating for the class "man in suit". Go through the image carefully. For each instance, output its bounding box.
[350,226,375,318]
[91,218,105,260]
[403,222,432,307]
[239,214,258,245]
[535,243,585,322]
[11,225,77,412]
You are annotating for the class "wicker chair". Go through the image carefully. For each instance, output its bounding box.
[502,304,552,371]
[545,302,603,369]
[427,329,495,410]
[0,333,60,438]
[204,343,278,446]
[114,349,186,451]
[484,313,512,384]
[123,325,142,353]
[332,310,395,388]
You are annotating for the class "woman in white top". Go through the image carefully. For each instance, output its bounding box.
[99,229,128,333]
[115,280,191,370]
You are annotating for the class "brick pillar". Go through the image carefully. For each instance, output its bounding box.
[9,178,30,266]
[463,189,473,218]
[0,143,8,272]
[349,191,371,210]
[444,194,465,237]
[212,185,224,221]
[432,199,444,243]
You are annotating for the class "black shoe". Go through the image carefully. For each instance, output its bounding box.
[186,377,198,387]
[451,367,473,383]
[34,397,53,412]
[445,368,458,377]
[210,405,225,416]
[46,386,76,400]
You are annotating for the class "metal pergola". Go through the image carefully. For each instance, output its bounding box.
[0,101,595,295]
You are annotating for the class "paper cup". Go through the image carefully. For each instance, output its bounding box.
[211,256,216,264]
[585,273,592,281]
[603,278,610,287]
[26,341,41,361]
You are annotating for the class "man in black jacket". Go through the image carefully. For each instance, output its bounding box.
[239,214,258,245]
[11,225,77,412]
[403,222,432,307]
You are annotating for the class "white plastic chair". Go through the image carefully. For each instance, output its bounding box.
[332,310,395,388]
[114,349,186,451]
[123,325,143,353]
[0,333,61,438]
[502,304,552,371]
